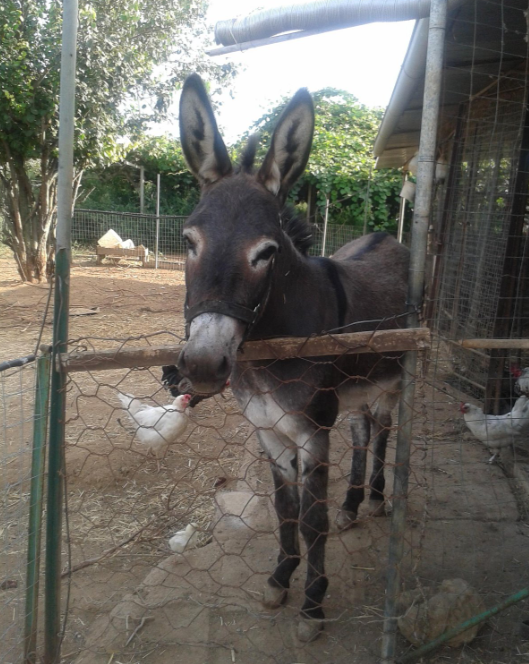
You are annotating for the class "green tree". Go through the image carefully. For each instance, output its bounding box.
[0,0,235,281]
[80,136,200,215]
[241,88,403,232]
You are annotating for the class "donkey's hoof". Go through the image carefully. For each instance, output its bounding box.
[297,618,324,642]
[336,509,358,531]
[262,584,288,609]
[368,499,389,517]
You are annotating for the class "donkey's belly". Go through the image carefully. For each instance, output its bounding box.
[234,383,315,446]
[337,376,401,414]
[231,367,329,446]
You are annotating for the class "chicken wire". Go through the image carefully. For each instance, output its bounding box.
[35,321,527,664]
[0,359,40,664]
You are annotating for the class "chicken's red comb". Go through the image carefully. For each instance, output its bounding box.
[459,402,466,413]
[510,365,522,378]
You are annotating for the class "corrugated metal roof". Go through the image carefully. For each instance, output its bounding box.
[375,0,529,169]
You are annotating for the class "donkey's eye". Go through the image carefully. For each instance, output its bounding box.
[185,236,196,255]
[254,245,277,264]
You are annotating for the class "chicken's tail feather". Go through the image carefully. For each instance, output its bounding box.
[118,392,133,409]
[118,392,144,416]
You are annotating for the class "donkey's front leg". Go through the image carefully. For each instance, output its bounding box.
[258,430,301,610]
[298,431,330,642]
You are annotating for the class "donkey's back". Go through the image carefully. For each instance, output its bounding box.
[332,231,409,331]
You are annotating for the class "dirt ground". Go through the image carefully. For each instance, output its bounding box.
[1,250,529,664]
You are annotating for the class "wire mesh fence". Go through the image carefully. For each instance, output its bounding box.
[0,358,40,664]
[72,209,364,269]
[428,1,529,412]
[72,210,189,270]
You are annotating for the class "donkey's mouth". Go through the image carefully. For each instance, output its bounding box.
[178,377,228,398]
[177,312,244,398]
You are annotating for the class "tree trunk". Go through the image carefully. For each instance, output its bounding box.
[7,199,56,283]
[1,153,58,282]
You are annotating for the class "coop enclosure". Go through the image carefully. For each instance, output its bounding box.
[375,0,529,412]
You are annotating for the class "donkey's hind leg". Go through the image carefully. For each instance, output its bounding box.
[257,430,301,610]
[367,405,392,517]
[336,405,370,531]
[368,389,399,516]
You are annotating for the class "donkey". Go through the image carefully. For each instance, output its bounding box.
[177,74,409,642]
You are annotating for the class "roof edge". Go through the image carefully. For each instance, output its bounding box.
[373,18,429,159]
[374,0,466,162]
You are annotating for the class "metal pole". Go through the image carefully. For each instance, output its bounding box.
[155,173,160,269]
[44,0,78,661]
[381,1,447,662]
[397,174,407,243]
[24,351,51,664]
[362,162,373,235]
[321,196,329,256]
[140,165,145,214]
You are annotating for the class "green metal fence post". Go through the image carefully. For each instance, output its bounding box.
[44,0,78,661]
[24,350,51,664]
[44,255,70,664]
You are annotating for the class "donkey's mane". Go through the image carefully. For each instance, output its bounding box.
[238,134,259,174]
[281,208,314,256]
[236,137,314,257]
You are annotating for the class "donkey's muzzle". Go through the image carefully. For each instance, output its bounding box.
[177,312,244,395]
[178,347,230,394]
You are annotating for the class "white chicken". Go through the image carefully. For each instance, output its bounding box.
[118,392,191,467]
[460,395,529,462]
[168,523,199,553]
[512,366,529,396]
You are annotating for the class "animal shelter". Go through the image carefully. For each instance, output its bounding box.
[3,1,529,664]
[374,0,529,412]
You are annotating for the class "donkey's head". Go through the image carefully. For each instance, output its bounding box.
[177,74,314,395]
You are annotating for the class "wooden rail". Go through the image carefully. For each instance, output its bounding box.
[457,338,529,350]
[58,327,431,373]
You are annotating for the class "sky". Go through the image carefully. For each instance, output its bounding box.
[196,0,416,144]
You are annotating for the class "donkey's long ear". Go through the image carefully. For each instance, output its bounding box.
[179,74,232,186]
[257,89,314,203]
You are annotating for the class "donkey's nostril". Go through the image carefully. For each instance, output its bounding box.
[216,355,229,379]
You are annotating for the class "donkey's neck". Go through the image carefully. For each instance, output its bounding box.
[249,238,340,339]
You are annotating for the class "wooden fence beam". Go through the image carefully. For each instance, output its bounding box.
[58,327,431,373]
[458,338,529,350]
